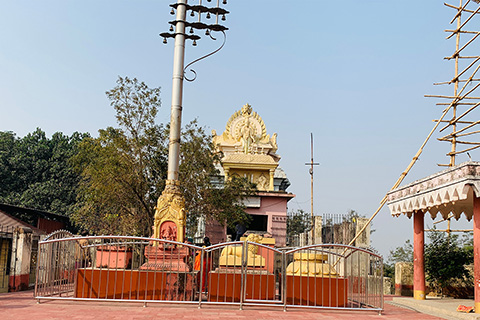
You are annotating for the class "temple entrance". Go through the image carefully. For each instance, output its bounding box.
[249,214,267,232]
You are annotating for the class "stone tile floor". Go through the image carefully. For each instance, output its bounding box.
[0,291,446,320]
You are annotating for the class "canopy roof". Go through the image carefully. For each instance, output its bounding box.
[387,161,480,220]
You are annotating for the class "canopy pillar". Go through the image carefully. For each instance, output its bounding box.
[474,196,480,313]
[413,211,426,300]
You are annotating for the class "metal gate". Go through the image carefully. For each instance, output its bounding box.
[35,235,383,314]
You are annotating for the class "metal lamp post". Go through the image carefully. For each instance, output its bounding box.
[153,0,229,242]
[161,0,229,182]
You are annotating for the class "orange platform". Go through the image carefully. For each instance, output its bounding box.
[208,271,276,302]
[75,269,196,301]
[286,275,348,307]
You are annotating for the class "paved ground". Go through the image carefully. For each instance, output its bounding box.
[0,290,453,320]
[392,297,480,320]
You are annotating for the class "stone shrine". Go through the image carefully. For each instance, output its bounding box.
[152,180,186,244]
[141,180,189,271]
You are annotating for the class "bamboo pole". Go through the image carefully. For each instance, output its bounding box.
[445,30,480,36]
[454,129,480,137]
[438,138,480,145]
[434,119,476,123]
[447,143,480,155]
[425,95,480,99]
[445,55,480,60]
[435,103,478,105]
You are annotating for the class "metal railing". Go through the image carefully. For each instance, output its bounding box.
[34,235,383,313]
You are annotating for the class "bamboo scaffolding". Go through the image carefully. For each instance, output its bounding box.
[445,5,480,39]
[439,102,480,132]
[445,2,479,14]
[444,57,480,82]
[449,101,480,123]
[448,0,473,23]
[333,1,480,260]
[441,120,480,137]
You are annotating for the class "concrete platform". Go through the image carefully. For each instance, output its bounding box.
[392,297,479,320]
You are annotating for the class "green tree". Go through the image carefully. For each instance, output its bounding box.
[201,176,256,230]
[179,121,256,236]
[72,76,256,237]
[388,239,413,264]
[424,230,472,295]
[384,239,413,279]
[72,77,166,236]
[287,209,312,245]
[0,129,87,218]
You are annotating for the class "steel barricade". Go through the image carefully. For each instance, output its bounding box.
[283,244,383,313]
[35,236,383,314]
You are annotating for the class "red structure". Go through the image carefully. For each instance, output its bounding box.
[475,197,480,311]
[413,211,425,300]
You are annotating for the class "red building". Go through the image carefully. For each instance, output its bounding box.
[0,203,71,292]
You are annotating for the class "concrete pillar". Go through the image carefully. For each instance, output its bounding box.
[314,216,323,244]
[9,227,33,291]
[395,262,414,296]
[355,218,371,248]
[413,211,425,300]
[474,196,480,313]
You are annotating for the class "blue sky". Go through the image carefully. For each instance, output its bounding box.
[0,0,476,257]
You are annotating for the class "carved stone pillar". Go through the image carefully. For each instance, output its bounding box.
[153,179,186,244]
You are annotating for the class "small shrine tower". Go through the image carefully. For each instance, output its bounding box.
[209,104,294,246]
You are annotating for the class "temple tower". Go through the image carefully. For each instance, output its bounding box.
[210,104,294,246]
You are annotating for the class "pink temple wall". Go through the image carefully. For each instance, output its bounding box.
[204,193,294,247]
[246,195,290,247]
